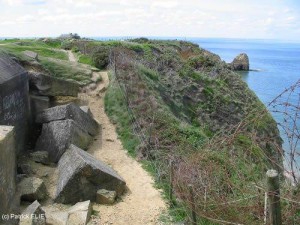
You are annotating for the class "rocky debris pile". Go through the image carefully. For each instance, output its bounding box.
[0,52,127,224]
[16,101,125,224]
[15,103,126,224]
[35,103,99,162]
[229,53,250,71]
[55,145,126,204]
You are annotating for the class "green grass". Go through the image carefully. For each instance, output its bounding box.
[104,79,140,156]
[39,58,92,85]
[0,44,67,60]
[138,65,159,81]
[104,73,214,224]
[78,54,95,66]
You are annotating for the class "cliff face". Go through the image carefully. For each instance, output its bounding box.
[100,40,283,223]
[102,39,282,160]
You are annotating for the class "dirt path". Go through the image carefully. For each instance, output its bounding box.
[66,50,77,63]
[79,72,167,225]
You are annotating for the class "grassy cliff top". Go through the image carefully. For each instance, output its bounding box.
[0,37,291,224]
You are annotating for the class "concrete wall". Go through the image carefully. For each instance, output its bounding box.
[0,55,30,154]
[0,126,18,225]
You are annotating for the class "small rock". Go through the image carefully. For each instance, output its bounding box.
[68,200,92,225]
[80,106,93,117]
[17,174,28,182]
[18,163,34,175]
[96,189,117,205]
[23,50,38,60]
[98,87,107,93]
[88,83,97,91]
[18,177,47,202]
[30,151,49,165]
[106,139,114,142]
[20,200,46,225]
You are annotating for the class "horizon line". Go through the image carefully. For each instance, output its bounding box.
[0,35,300,43]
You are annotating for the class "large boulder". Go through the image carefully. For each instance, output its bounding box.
[230,53,249,71]
[35,119,93,162]
[28,72,79,97]
[55,145,126,204]
[36,103,99,136]
[20,200,46,225]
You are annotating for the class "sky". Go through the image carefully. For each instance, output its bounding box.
[0,0,299,41]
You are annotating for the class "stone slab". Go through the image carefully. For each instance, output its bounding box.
[35,119,93,162]
[0,126,19,225]
[55,145,126,204]
[0,53,30,154]
[36,103,99,136]
[28,72,79,97]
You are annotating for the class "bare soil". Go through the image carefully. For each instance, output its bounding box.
[79,71,167,225]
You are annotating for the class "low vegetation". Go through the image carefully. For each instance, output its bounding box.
[0,38,93,85]
[1,37,298,224]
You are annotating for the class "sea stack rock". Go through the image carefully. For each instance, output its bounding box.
[230,53,249,71]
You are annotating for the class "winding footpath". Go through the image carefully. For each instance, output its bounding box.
[71,48,167,224]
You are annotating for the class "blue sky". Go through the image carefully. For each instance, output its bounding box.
[0,0,299,40]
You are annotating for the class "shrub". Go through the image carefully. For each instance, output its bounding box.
[92,47,109,69]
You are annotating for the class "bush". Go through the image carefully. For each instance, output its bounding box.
[61,40,73,50]
[92,47,109,69]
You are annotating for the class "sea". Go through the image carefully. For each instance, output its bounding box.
[94,36,300,173]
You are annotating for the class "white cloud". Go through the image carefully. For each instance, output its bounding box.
[151,1,179,9]
[0,0,22,6]
[0,0,299,40]
[17,14,36,23]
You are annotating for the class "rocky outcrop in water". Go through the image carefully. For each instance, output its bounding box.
[230,53,249,71]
